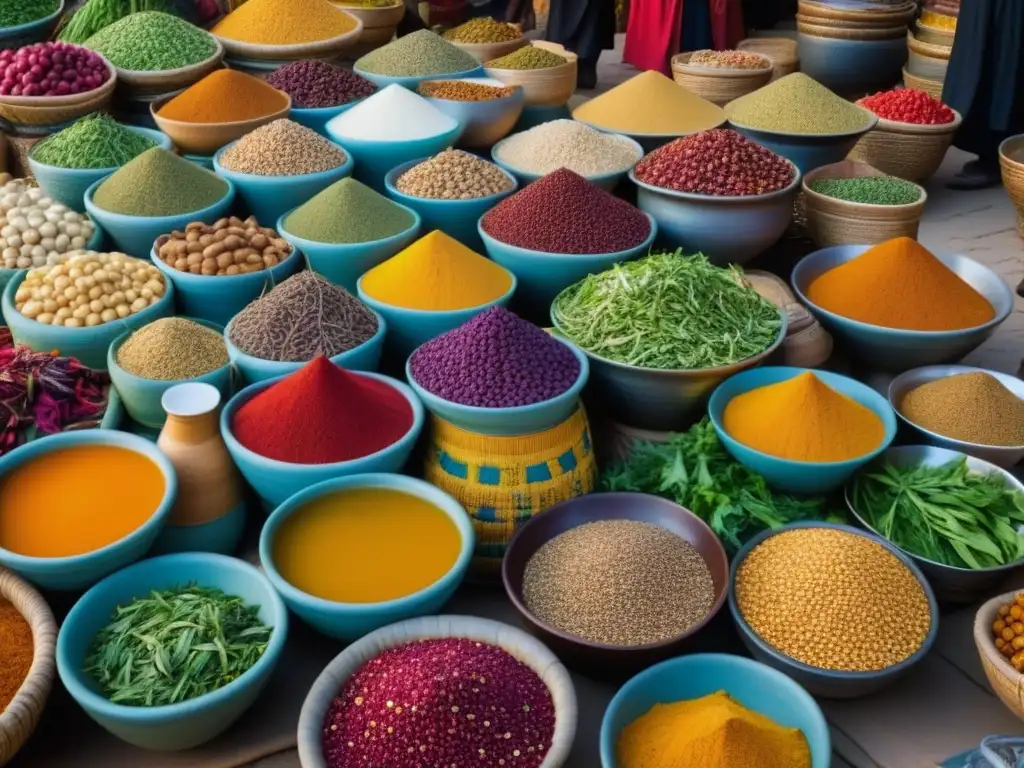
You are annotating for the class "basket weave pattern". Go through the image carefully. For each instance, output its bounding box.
[670,52,772,107]
[1000,142,1024,240]
[975,592,1024,721]
[848,112,961,182]
[737,38,798,80]
[902,68,944,99]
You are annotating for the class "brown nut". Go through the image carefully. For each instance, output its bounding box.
[173,258,188,271]
[263,254,279,267]
[225,264,240,275]
[203,242,227,259]
[186,252,204,266]
[185,221,205,232]
[212,218,230,230]
[186,230,201,242]
[250,233,268,249]
[186,241,204,254]
[216,252,233,269]
[222,235,245,251]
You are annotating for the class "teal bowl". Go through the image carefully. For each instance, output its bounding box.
[150,242,302,328]
[405,336,589,436]
[477,213,656,310]
[107,319,232,429]
[729,118,878,175]
[490,132,643,191]
[224,309,386,385]
[183,153,215,170]
[213,141,354,226]
[276,205,421,293]
[0,430,177,591]
[290,96,370,136]
[708,366,897,494]
[83,175,236,259]
[0,224,104,297]
[599,653,831,767]
[0,1,64,47]
[352,64,483,91]
[28,127,172,213]
[2,269,175,370]
[56,552,288,749]
[220,371,424,510]
[259,473,473,640]
[384,157,516,251]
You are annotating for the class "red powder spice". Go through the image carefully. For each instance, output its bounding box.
[232,356,413,464]
[480,168,651,254]
[322,638,556,768]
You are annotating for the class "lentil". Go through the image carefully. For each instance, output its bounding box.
[229,272,379,362]
[688,49,769,69]
[725,73,874,134]
[524,520,715,646]
[0,0,59,28]
[212,0,358,45]
[220,120,347,177]
[93,148,229,217]
[83,12,216,71]
[809,176,921,205]
[735,528,931,672]
[481,168,651,254]
[396,150,512,199]
[493,119,638,177]
[157,70,289,124]
[858,88,956,125]
[486,46,566,69]
[0,42,109,97]
[264,60,375,109]
[284,178,415,243]
[991,592,1024,670]
[634,129,794,196]
[899,372,1024,446]
[116,318,228,380]
[417,79,519,101]
[355,30,479,77]
[444,17,521,43]
[322,638,555,768]
[31,114,157,170]
[409,306,579,406]
[0,177,96,269]
[155,216,292,276]
[326,83,457,141]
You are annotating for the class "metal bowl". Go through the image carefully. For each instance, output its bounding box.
[845,445,1024,603]
[791,244,1014,371]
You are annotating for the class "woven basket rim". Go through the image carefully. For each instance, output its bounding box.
[907,29,953,59]
[998,135,1024,170]
[802,161,928,212]
[974,592,1023,683]
[798,21,909,40]
[671,51,773,77]
[736,37,799,60]
[862,108,962,135]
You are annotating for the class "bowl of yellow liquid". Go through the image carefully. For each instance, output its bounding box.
[259,473,474,641]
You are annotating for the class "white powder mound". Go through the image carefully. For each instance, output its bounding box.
[494,119,640,176]
[326,84,458,141]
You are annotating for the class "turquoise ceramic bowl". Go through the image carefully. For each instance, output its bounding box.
[405,337,589,436]
[224,309,386,385]
[383,158,517,251]
[259,473,474,640]
[707,366,897,494]
[220,372,424,510]
[490,132,643,192]
[213,141,354,226]
[150,242,302,328]
[56,552,288,749]
[184,153,215,170]
[107,319,232,429]
[0,430,177,591]
[0,1,64,47]
[83,175,236,258]
[729,119,878,175]
[352,64,483,91]
[28,127,172,213]
[290,96,370,136]
[599,653,831,767]
[514,103,572,132]
[0,224,104,297]
[276,206,421,293]
[2,269,175,370]
[477,214,656,310]
[150,503,246,556]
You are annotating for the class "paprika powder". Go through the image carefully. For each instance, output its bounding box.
[0,597,33,712]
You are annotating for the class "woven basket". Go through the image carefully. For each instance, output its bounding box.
[0,133,7,174]
[0,567,57,764]
[737,38,798,80]
[484,42,577,107]
[670,52,772,106]
[0,83,114,128]
[797,20,909,40]
[975,592,1024,721]
[848,109,961,182]
[907,29,953,60]
[452,35,527,65]
[798,0,916,25]
[999,135,1024,236]
[907,48,949,81]
[914,19,955,47]
[902,67,944,99]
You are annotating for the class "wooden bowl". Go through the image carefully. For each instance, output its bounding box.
[0,567,57,764]
[0,79,115,128]
[150,91,292,155]
[213,9,363,62]
[114,39,225,98]
[451,36,528,65]
[484,43,576,107]
[671,51,772,107]
[848,108,961,182]
[999,134,1024,231]
[0,54,116,108]
[975,591,1024,721]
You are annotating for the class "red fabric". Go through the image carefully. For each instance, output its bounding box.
[711,0,745,50]
[623,0,682,75]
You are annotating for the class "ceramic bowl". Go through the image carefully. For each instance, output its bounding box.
[0,1,64,47]
[260,473,473,639]
[2,269,175,371]
[112,41,224,99]
[183,153,214,170]
[798,32,908,99]
[296,615,577,768]
[83,174,236,259]
[384,158,516,250]
[150,93,292,156]
[290,95,371,136]
[791,244,1014,371]
[491,132,643,192]
[213,141,354,225]
[502,492,729,674]
[277,204,422,293]
[220,371,424,510]
[56,553,287,749]
[728,117,878,175]
[28,127,172,212]
[420,76,525,148]
[351,64,483,91]
[212,11,363,62]
[0,430,177,591]
[729,521,939,698]
[630,161,800,265]
[708,366,897,494]
[599,654,831,768]
[150,240,302,328]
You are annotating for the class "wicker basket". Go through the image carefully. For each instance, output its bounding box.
[670,52,772,106]
[902,67,944,99]
[975,591,1024,721]
[798,0,916,25]
[0,80,115,128]
[907,48,949,81]
[848,109,961,182]
[914,19,955,47]
[999,135,1024,238]
[484,42,577,107]
[0,567,57,764]
[737,38,798,80]
[907,29,953,60]
[796,20,909,40]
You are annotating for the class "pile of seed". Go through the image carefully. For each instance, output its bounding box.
[725,73,874,134]
[809,176,921,206]
[156,216,292,276]
[93,148,228,217]
[735,528,931,672]
[688,49,769,69]
[486,46,567,70]
[117,318,228,380]
[1,0,59,28]
[229,271,379,362]
[396,150,512,200]
[83,12,217,71]
[417,80,518,101]
[264,60,375,109]
[31,114,157,171]
[443,17,521,43]
[493,119,638,176]
[284,178,415,244]
[899,372,1024,446]
[219,120,347,177]
[523,520,715,646]
[355,30,478,77]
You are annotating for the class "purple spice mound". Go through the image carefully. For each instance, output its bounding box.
[410,306,580,408]
[265,60,375,109]
[321,638,556,768]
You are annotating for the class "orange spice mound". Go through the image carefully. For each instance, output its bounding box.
[212,0,357,45]
[157,70,288,124]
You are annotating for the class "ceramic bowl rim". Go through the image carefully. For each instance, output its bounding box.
[56,552,288,719]
[149,92,292,133]
[728,521,939,679]
[352,63,483,84]
[325,114,462,147]
[150,239,301,286]
[258,473,475,615]
[357,261,517,318]
[289,92,374,116]
[0,0,64,36]
[570,114,727,141]
[107,317,229,388]
[484,58,576,78]
[83,173,236,223]
[28,126,172,176]
[212,138,353,183]
[628,157,801,203]
[477,211,657,261]
[113,36,224,81]
[384,156,519,207]
[501,491,730,653]
[490,131,643,182]
[998,134,1024,167]
[418,75,526,105]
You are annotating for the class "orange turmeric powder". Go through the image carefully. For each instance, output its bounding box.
[723,371,885,462]
[805,236,994,331]
[212,0,357,45]
[617,691,811,768]
[157,70,288,124]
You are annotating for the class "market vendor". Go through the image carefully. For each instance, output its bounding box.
[506,0,612,89]
[622,0,744,76]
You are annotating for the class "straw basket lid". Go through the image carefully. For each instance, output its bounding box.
[0,54,117,108]
[975,591,1024,721]
[797,20,910,40]
[213,8,363,61]
[0,566,57,765]
[113,37,225,92]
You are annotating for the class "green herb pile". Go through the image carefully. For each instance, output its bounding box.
[850,457,1024,570]
[31,114,157,170]
[83,11,216,72]
[1,0,59,29]
[59,0,183,44]
[602,418,837,551]
[84,585,272,707]
[809,176,921,206]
